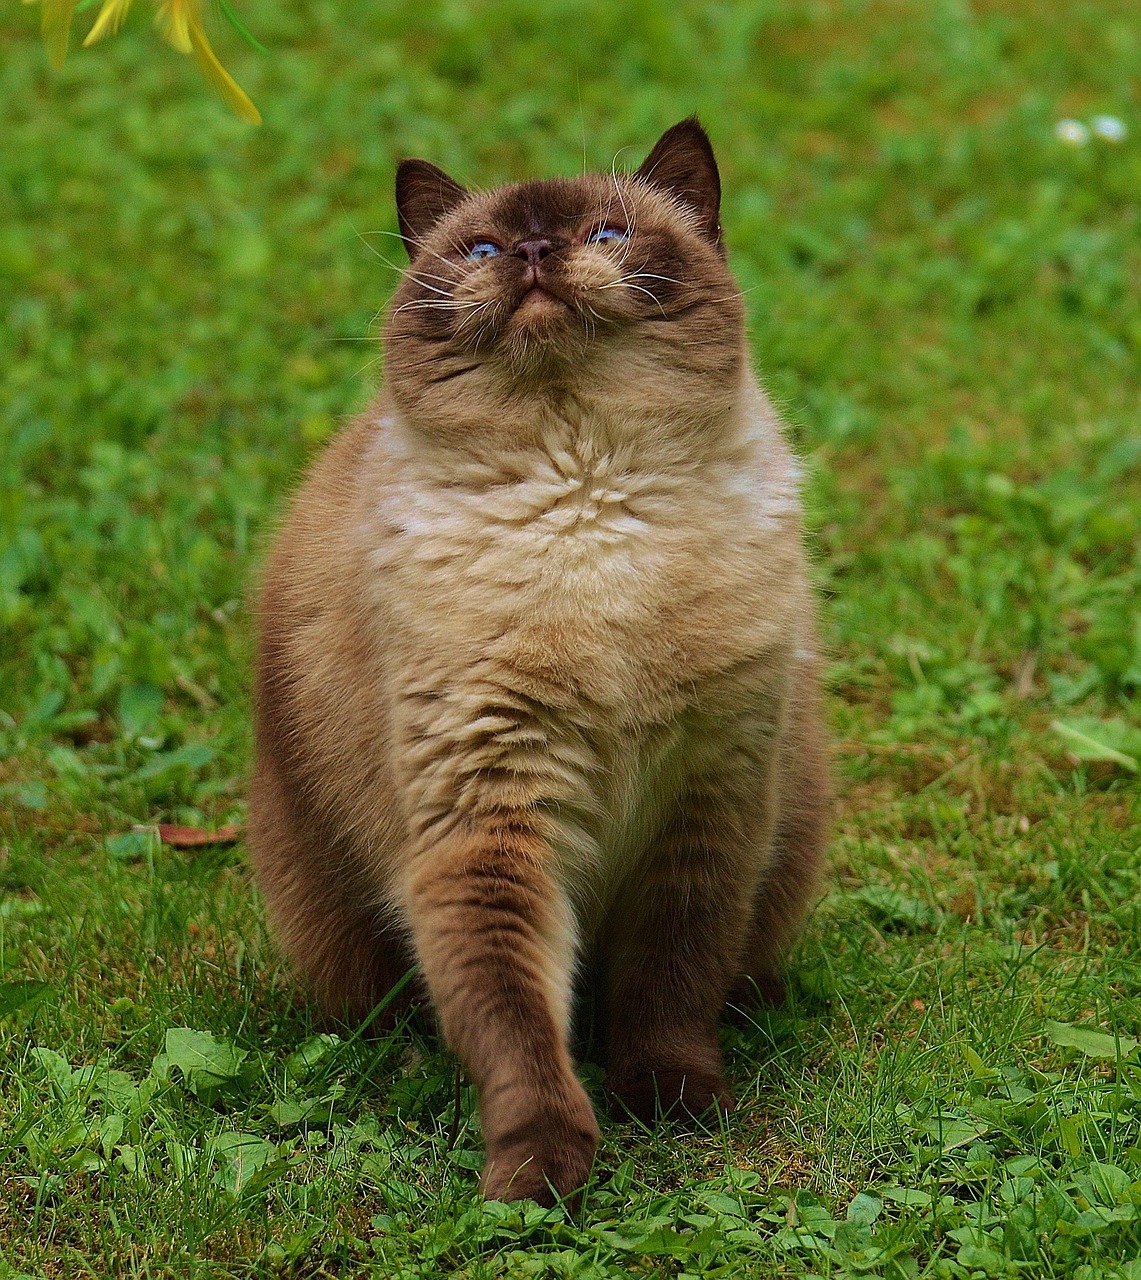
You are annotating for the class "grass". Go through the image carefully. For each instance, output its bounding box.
[1,0,1139,1275]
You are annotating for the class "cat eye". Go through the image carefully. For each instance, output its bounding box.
[585,226,629,246]
[466,241,502,260]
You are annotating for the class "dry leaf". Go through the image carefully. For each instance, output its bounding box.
[156,822,242,847]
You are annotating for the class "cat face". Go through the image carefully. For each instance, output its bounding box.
[384,120,745,416]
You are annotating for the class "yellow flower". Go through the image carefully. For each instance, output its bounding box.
[40,0,77,69]
[156,0,261,123]
[184,15,261,124]
[155,0,192,52]
[83,0,135,47]
[29,0,261,124]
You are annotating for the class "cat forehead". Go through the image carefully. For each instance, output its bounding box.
[460,176,639,237]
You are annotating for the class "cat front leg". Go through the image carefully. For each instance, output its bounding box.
[604,774,776,1124]
[401,819,598,1205]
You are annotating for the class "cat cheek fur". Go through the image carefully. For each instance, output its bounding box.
[249,118,831,1206]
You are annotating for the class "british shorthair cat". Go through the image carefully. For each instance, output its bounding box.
[249,119,830,1205]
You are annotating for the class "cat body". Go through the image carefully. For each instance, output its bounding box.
[250,121,829,1204]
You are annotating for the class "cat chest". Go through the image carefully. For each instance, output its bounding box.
[383,475,777,688]
[555,692,777,934]
[390,464,663,582]
[560,715,692,916]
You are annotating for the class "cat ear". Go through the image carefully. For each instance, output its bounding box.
[395,160,469,258]
[636,119,722,248]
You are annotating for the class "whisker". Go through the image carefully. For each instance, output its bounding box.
[411,279,456,299]
[608,171,636,245]
[598,279,668,317]
[351,353,384,380]
[341,209,408,274]
[387,299,489,325]
[409,268,465,287]
[620,271,685,287]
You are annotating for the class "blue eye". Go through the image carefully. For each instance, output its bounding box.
[586,226,628,246]
[467,242,501,260]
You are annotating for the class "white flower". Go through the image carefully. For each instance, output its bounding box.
[1055,119,1090,146]
[1090,115,1128,143]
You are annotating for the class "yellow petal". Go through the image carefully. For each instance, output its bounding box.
[83,0,133,46]
[187,19,261,124]
[155,0,193,53]
[41,0,76,68]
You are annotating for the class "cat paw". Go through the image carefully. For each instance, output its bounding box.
[481,1120,598,1207]
[607,1066,734,1125]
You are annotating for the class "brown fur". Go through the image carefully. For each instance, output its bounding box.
[248,120,830,1206]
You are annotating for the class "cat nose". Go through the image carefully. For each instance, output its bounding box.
[512,239,554,270]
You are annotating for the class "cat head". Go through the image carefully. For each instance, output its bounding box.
[384,120,745,429]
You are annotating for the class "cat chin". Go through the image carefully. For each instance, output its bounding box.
[497,290,585,364]
[513,286,571,319]
[504,276,584,333]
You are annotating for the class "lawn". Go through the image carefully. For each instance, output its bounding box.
[1,0,1139,1276]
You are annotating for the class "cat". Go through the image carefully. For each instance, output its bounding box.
[249,119,830,1206]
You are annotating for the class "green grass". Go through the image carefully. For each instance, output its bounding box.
[2,0,1139,1275]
